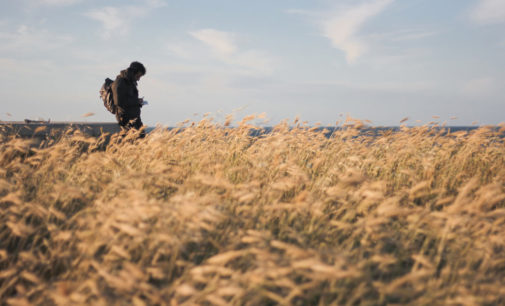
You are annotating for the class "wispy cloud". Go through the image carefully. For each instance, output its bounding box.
[471,0,505,24]
[0,24,73,54]
[190,29,238,56]
[84,0,167,39]
[144,0,167,9]
[32,0,81,6]
[228,50,274,75]
[187,28,274,76]
[165,42,195,60]
[368,28,438,42]
[85,7,132,38]
[320,0,395,63]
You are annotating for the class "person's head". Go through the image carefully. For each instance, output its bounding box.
[128,61,146,81]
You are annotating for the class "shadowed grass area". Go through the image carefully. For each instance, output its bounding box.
[1,117,505,305]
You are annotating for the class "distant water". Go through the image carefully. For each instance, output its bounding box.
[145,126,501,138]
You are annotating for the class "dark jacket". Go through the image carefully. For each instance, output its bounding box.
[111,69,141,120]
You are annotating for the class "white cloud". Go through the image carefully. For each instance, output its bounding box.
[33,0,165,7]
[32,0,81,6]
[144,0,167,8]
[0,24,73,54]
[187,28,274,76]
[320,0,394,63]
[85,1,166,39]
[85,7,131,39]
[165,42,195,60]
[471,0,505,24]
[190,29,238,56]
[228,50,274,75]
[369,28,438,42]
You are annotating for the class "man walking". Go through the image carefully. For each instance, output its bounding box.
[111,61,146,136]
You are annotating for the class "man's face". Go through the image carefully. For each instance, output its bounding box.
[135,72,144,81]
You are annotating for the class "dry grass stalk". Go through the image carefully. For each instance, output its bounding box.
[0,117,504,304]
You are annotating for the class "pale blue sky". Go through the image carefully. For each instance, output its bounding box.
[1,0,504,126]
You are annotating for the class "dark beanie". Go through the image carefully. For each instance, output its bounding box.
[129,61,146,75]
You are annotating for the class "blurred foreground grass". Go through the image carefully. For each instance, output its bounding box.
[1,118,505,305]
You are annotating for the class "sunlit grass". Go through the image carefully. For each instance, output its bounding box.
[1,117,505,305]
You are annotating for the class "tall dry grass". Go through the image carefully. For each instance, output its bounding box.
[1,117,505,305]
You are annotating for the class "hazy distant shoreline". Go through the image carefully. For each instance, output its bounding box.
[2,120,499,140]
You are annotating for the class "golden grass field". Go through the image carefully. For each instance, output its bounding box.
[1,117,505,305]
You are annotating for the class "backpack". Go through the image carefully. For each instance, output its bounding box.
[100,78,116,114]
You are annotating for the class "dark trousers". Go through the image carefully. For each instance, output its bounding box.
[116,113,145,138]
